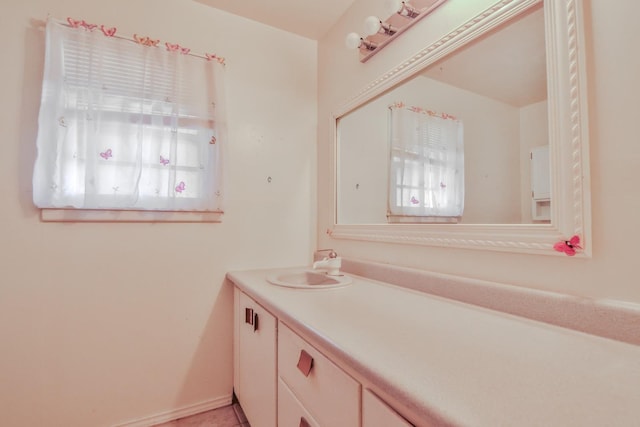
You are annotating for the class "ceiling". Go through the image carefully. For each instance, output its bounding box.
[194,0,358,40]
[422,4,546,107]
[194,0,546,108]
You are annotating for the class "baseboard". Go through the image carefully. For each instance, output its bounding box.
[113,394,233,427]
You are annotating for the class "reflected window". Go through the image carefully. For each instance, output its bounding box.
[388,102,464,223]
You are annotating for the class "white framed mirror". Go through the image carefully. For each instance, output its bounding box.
[329,0,591,256]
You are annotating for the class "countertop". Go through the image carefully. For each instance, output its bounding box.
[227,266,640,427]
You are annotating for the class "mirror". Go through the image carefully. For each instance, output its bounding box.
[330,0,591,256]
[338,3,546,225]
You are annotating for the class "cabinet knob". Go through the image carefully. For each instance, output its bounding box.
[299,417,311,427]
[253,312,259,332]
[297,349,314,377]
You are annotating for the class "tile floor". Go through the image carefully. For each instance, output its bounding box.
[153,403,249,427]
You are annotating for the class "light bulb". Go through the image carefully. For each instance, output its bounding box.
[384,0,403,15]
[364,16,382,36]
[384,0,419,18]
[345,32,362,50]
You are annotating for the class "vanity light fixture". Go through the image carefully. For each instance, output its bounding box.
[345,32,378,50]
[364,16,398,36]
[384,0,420,18]
[345,0,448,62]
[345,16,396,51]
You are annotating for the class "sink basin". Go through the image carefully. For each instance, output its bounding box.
[266,270,352,289]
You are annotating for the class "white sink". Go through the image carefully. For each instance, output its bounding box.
[266,270,352,289]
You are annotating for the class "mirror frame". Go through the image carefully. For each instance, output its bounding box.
[329,0,591,256]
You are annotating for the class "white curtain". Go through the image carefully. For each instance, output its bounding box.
[388,104,464,220]
[33,20,226,211]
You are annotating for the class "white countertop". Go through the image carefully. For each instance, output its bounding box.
[227,267,640,427]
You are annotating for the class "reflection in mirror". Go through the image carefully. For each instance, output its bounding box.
[387,103,465,223]
[331,0,591,255]
[338,3,546,225]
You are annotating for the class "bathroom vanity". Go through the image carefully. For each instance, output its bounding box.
[228,263,640,427]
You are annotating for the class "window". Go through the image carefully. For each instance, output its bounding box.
[388,103,464,223]
[32,19,226,219]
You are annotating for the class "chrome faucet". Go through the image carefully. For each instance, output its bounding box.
[312,249,342,276]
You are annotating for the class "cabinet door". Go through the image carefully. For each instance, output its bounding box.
[234,288,277,427]
[530,145,550,200]
[363,389,413,427]
[530,145,551,220]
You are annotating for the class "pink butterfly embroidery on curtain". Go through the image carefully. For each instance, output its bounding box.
[67,17,83,28]
[205,53,226,65]
[100,25,116,37]
[99,149,113,160]
[160,155,169,165]
[133,34,159,47]
[68,17,116,37]
[67,18,93,30]
[165,42,191,54]
[165,42,180,52]
[175,181,186,193]
[67,18,97,31]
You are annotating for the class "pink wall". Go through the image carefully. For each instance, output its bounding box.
[0,1,316,426]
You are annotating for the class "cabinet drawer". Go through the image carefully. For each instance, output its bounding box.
[278,377,320,427]
[278,322,360,427]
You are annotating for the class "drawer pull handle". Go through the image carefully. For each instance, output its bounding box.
[245,307,254,325]
[297,349,314,377]
[253,312,259,332]
[299,417,311,427]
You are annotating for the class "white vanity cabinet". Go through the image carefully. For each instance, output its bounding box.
[233,288,277,427]
[229,267,640,427]
[278,377,320,427]
[232,285,412,427]
[363,389,414,427]
[278,321,360,426]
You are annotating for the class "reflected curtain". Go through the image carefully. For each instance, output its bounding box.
[388,103,464,220]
